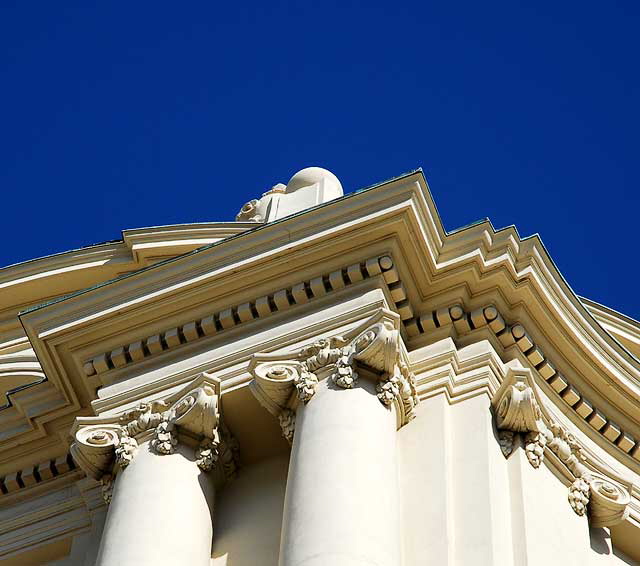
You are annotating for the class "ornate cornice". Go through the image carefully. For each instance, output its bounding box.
[81,255,411,380]
[249,309,418,443]
[491,364,630,527]
[415,302,639,465]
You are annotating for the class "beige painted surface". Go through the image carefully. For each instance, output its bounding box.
[211,456,288,566]
[279,377,400,566]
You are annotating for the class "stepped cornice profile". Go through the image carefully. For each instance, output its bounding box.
[2,167,639,556]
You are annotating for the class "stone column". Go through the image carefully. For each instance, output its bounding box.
[96,441,214,566]
[249,311,418,566]
[281,376,399,566]
[71,377,236,566]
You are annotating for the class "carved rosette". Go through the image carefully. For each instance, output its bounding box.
[249,310,419,437]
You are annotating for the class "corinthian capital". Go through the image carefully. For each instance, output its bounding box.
[249,309,418,443]
[71,373,236,484]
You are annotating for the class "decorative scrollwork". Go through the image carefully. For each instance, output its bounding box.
[249,311,418,427]
[589,476,630,527]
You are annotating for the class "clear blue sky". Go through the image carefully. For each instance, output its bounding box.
[1,2,638,318]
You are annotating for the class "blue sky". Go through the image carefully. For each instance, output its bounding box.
[1,2,638,318]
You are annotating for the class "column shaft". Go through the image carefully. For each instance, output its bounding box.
[280,378,401,566]
[96,442,214,566]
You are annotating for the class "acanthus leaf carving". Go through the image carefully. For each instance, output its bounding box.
[71,375,234,494]
[249,310,418,430]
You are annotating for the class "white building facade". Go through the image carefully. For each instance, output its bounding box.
[0,168,639,565]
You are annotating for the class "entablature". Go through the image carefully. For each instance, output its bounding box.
[4,168,640,524]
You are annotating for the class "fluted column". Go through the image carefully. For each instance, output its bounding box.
[71,376,237,566]
[249,310,418,566]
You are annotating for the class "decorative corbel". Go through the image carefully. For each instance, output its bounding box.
[491,362,630,525]
[249,309,419,445]
[491,363,547,462]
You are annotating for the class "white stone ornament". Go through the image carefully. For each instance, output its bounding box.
[151,419,178,455]
[235,167,343,223]
[490,365,632,523]
[71,376,236,491]
[70,425,121,480]
[249,309,418,437]
[589,475,631,527]
[278,409,296,445]
[491,365,548,463]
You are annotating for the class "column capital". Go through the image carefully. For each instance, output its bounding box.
[491,361,630,526]
[249,309,418,441]
[70,372,238,493]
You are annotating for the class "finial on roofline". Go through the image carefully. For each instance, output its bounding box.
[235,166,343,223]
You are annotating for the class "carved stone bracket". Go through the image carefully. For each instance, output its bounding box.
[249,309,418,444]
[492,364,547,461]
[491,362,631,526]
[71,373,238,503]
